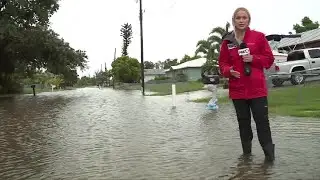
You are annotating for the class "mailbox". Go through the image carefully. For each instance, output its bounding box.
[30,84,36,96]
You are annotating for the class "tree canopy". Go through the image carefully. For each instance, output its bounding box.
[120,23,133,56]
[111,56,140,83]
[0,0,88,93]
[144,61,155,69]
[293,16,319,33]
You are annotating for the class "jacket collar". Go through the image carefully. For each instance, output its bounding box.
[222,27,251,46]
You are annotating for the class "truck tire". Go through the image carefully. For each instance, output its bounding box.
[290,67,306,85]
[272,78,284,87]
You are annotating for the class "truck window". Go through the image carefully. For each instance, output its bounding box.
[308,49,320,58]
[287,51,305,61]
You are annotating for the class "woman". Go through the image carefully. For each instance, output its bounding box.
[218,7,275,162]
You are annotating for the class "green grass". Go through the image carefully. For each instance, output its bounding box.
[268,84,320,118]
[192,83,320,118]
[145,81,205,96]
[113,81,206,95]
[193,96,229,103]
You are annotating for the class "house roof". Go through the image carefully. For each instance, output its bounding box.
[144,69,166,75]
[165,58,209,72]
[277,28,320,48]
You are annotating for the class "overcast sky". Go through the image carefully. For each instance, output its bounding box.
[49,0,320,77]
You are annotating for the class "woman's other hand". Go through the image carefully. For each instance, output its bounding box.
[230,69,240,78]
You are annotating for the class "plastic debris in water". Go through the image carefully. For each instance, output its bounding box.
[206,98,218,110]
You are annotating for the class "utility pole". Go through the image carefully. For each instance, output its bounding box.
[139,0,145,96]
[112,48,116,89]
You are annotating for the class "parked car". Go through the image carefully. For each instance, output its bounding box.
[264,50,287,81]
[267,48,320,86]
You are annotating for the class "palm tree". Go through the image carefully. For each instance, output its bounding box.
[195,39,218,60]
[208,22,231,53]
[209,22,231,88]
[195,22,231,74]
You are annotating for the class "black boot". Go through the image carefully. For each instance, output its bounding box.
[263,143,275,162]
[241,141,252,155]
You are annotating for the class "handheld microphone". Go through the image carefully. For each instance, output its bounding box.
[238,42,251,76]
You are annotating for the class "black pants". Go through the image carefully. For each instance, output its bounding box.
[232,96,273,148]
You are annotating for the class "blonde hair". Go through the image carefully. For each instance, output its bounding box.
[232,7,251,24]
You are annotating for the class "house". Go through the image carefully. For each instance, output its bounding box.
[165,58,207,81]
[144,69,166,82]
[277,28,320,51]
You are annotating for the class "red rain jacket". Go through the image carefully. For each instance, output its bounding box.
[218,27,274,100]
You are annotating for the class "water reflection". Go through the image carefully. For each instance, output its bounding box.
[227,155,274,180]
[0,88,319,179]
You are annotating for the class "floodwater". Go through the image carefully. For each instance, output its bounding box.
[0,88,319,180]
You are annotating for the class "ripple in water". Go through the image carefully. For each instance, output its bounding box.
[0,88,319,179]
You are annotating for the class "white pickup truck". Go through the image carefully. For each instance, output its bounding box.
[267,48,320,86]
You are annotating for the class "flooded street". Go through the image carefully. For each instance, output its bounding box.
[0,88,319,179]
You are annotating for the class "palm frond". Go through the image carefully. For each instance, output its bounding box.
[207,35,222,44]
[210,27,226,36]
[196,40,210,47]
[195,46,208,55]
[215,44,221,53]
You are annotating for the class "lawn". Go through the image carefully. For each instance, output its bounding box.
[193,83,320,118]
[267,83,320,118]
[146,81,205,96]
[113,81,206,95]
